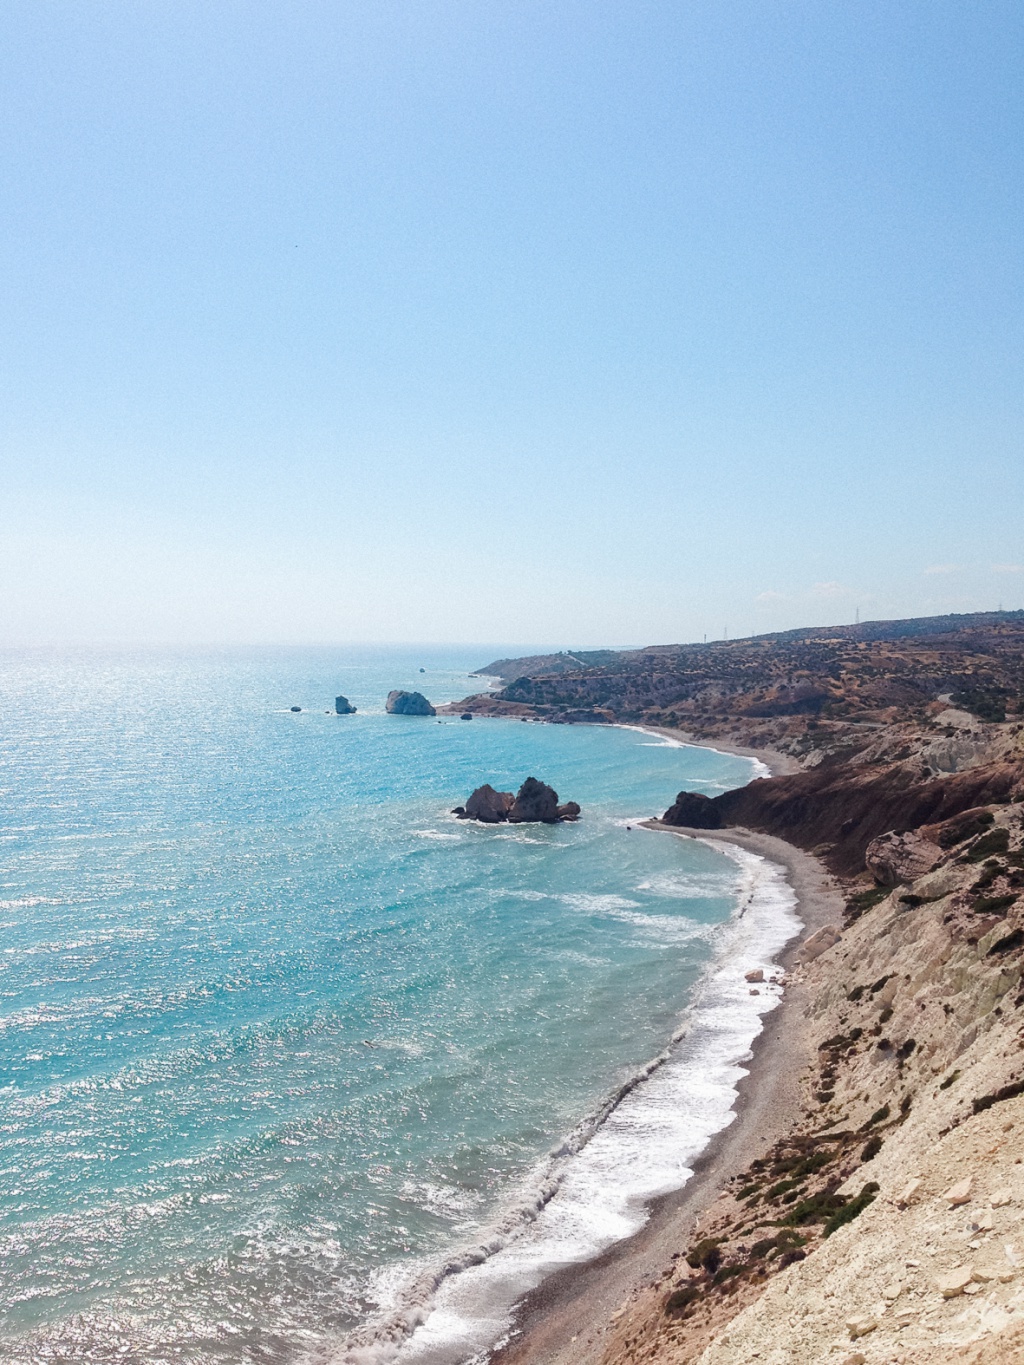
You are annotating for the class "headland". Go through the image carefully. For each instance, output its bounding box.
[441,612,1024,1363]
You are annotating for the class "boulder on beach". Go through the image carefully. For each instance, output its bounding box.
[386,690,436,716]
[335,695,356,715]
[508,777,560,824]
[457,784,515,823]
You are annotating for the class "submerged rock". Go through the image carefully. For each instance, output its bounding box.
[508,777,560,824]
[335,695,356,715]
[385,690,436,716]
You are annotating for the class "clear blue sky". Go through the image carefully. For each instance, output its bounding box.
[1,1,1021,646]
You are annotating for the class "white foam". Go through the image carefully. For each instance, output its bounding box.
[616,725,772,781]
[321,844,800,1365]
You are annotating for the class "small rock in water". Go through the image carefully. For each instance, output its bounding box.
[745,968,764,983]
[290,706,302,712]
[460,713,473,720]
[335,695,356,715]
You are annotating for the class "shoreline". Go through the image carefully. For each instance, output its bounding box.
[488,826,842,1365]
[622,722,802,779]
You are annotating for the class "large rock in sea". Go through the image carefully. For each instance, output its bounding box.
[662,790,722,828]
[459,784,515,822]
[508,777,560,824]
[455,778,580,823]
[386,690,436,716]
[335,695,356,714]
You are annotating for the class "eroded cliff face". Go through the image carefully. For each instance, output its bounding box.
[594,807,1024,1364]
[663,740,1024,875]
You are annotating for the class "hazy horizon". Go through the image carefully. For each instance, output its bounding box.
[2,2,1021,646]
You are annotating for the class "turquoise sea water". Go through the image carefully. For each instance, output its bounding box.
[0,647,796,1365]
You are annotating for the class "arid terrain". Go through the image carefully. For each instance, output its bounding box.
[444,613,1024,1363]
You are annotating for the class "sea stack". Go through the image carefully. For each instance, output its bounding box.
[335,695,356,715]
[385,690,436,716]
[455,778,581,823]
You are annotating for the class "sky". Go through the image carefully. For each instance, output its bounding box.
[0,0,1021,648]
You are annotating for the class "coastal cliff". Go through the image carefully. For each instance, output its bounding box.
[465,615,1024,1364]
[446,613,1024,877]
[586,807,1024,1364]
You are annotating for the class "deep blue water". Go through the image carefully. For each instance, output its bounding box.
[0,647,785,1365]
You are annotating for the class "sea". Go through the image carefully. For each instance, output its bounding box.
[0,646,799,1365]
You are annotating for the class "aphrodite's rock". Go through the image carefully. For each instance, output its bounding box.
[462,784,515,823]
[335,695,356,714]
[386,690,436,716]
[865,829,939,886]
[556,801,581,821]
[662,791,721,828]
[509,777,560,823]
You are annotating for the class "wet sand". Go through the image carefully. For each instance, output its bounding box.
[488,826,843,1365]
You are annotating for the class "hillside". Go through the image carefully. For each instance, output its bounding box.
[445,613,1024,877]
[451,612,1024,1363]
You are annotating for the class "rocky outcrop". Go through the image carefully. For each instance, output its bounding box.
[385,690,435,716]
[508,777,560,823]
[865,828,940,885]
[455,779,580,823]
[593,805,1024,1365]
[662,790,722,829]
[662,758,1023,874]
[335,695,356,715]
[457,785,515,823]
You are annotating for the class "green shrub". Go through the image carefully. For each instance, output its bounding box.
[861,1134,883,1161]
[823,1182,879,1237]
[664,1285,701,1315]
[781,1191,848,1226]
[685,1238,722,1273]
[967,828,1011,861]
[861,1104,890,1129]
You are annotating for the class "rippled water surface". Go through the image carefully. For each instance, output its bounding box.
[0,646,770,1363]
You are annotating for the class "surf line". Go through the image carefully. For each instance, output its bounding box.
[328,844,800,1365]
